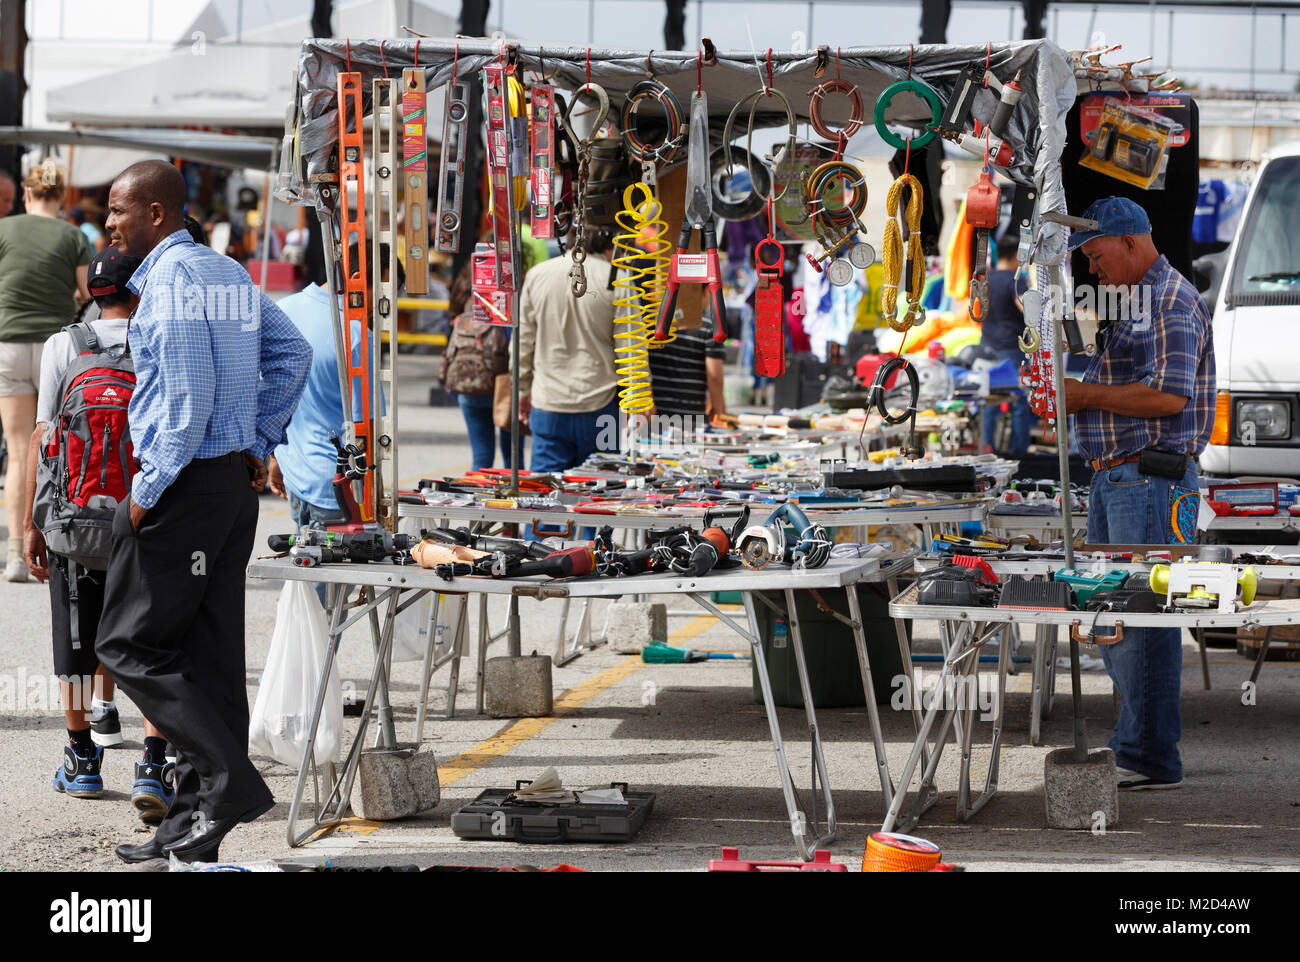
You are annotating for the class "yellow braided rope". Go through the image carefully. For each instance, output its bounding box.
[881,174,924,333]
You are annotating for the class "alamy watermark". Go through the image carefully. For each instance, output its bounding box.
[590,411,713,452]
[145,282,262,331]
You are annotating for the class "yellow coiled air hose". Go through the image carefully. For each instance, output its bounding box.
[611,182,667,414]
[508,75,528,210]
[881,174,925,333]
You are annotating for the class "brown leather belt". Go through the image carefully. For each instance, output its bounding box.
[1089,453,1140,472]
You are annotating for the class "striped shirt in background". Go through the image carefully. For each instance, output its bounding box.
[1074,255,1215,461]
[648,326,725,417]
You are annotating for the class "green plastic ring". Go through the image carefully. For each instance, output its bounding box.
[873,80,942,150]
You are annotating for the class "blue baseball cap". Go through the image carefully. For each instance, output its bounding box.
[1068,196,1152,251]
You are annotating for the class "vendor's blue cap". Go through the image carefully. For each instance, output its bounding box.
[1068,196,1151,250]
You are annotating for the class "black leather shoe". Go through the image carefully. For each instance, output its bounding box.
[162,797,273,860]
[115,837,164,864]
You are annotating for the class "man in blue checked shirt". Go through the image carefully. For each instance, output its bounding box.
[93,160,311,864]
[1063,197,1215,793]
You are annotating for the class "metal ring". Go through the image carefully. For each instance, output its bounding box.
[561,82,610,146]
[873,79,942,150]
[808,78,864,141]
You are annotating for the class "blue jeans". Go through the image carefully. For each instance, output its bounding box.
[288,491,350,607]
[1086,459,1198,782]
[529,398,622,472]
[982,350,1032,455]
[456,393,514,470]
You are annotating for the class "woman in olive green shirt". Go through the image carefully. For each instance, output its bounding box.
[0,161,91,581]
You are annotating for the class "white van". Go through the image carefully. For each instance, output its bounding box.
[1200,137,1300,477]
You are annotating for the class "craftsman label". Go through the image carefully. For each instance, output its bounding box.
[676,253,709,280]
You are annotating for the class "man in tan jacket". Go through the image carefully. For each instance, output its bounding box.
[517,232,620,471]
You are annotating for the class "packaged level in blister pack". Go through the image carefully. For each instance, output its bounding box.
[1079,95,1183,190]
[471,244,512,326]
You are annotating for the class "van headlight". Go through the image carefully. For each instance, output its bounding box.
[1237,399,1291,440]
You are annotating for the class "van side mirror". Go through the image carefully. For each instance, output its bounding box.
[1193,267,1212,293]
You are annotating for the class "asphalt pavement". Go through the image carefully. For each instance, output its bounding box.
[1,353,1297,872]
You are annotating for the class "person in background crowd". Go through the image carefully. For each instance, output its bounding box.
[517,232,619,471]
[647,324,726,433]
[0,161,92,582]
[442,262,512,470]
[70,201,109,253]
[976,234,1032,457]
[1064,196,1215,792]
[22,246,174,823]
[93,160,310,864]
[0,172,16,217]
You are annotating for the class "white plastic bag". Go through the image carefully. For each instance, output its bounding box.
[249,580,341,768]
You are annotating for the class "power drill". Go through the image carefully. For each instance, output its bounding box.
[269,530,418,566]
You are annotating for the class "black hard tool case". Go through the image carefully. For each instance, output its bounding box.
[450,782,655,843]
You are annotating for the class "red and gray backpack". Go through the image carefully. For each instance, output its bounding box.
[33,322,137,572]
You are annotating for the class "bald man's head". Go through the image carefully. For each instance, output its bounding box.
[106,160,187,257]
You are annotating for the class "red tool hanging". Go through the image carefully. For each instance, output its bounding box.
[483,64,519,292]
[528,82,556,239]
[964,164,1000,321]
[753,202,785,377]
[336,70,375,522]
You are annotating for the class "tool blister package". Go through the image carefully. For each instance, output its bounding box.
[1078,96,1182,190]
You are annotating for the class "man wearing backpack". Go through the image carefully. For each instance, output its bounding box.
[92,160,311,864]
[22,245,175,823]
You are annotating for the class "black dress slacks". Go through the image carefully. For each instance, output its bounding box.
[96,454,272,845]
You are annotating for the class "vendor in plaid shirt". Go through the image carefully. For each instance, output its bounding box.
[1063,196,1214,792]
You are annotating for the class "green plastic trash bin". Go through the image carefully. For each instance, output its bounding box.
[751,585,909,708]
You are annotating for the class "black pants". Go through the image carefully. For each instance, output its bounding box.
[49,558,106,681]
[95,456,271,845]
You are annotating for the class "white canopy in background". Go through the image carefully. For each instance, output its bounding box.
[44,0,460,130]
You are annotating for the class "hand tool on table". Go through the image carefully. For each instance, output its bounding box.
[736,502,830,570]
[653,89,727,343]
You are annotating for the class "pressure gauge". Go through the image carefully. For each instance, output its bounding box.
[826,258,854,287]
[848,242,876,269]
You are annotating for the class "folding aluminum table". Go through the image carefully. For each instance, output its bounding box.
[884,585,1300,834]
[247,553,916,859]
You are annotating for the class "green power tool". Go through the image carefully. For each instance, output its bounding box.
[1053,569,1131,607]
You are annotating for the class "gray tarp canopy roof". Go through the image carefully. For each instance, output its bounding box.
[285,38,1077,264]
[0,126,279,171]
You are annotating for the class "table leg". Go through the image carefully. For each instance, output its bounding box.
[845,583,896,809]
[1249,625,1273,686]
[286,586,401,847]
[413,592,443,745]
[957,625,1009,821]
[364,585,398,749]
[783,587,837,847]
[445,597,467,719]
[476,593,489,715]
[1196,627,1212,691]
[1029,623,1045,746]
[698,591,830,860]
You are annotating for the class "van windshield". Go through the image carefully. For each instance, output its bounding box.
[1229,155,1300,301]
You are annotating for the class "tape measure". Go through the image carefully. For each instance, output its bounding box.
[862,831,942,872]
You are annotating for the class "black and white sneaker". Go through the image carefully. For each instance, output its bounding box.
[1117,768,1182,790]
[90,708,123,748]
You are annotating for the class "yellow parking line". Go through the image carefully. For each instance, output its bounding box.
[437,613,718,787]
